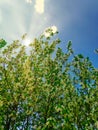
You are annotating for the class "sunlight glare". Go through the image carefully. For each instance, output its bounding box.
[23,38,31,46]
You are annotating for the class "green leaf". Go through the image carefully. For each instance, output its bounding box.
[78,54,84,58]
[0,39,7,48]
[67,41,72,50]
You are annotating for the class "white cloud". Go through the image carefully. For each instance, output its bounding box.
[43,26,58,38]
[43,31,50,38]
[34,0,44,14]
[26,0,32,4]
[51,26,58,33]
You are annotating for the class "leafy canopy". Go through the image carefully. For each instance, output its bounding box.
[0,31,98,130]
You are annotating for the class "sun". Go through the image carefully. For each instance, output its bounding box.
[23,38,31,46]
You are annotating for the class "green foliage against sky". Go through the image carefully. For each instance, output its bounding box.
[0,39,7,48]
[0,32,98,130]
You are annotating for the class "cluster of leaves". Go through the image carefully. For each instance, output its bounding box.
[0,33,98,130]
[0,39,7,49]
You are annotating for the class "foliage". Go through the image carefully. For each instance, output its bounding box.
[0,39,7,48]
[0,32,98,130]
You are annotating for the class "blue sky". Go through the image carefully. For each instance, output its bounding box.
[0,0,98,67]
